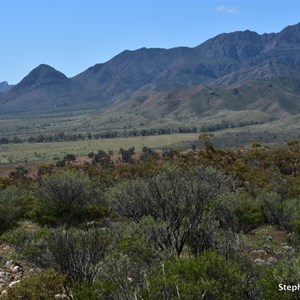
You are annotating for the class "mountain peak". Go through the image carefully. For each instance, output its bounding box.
[281,22,300,32]
[36,63,53,69]
[277,22,300,43]
[196,28,263,63]
[14,64,68,91]
[28,64,67,79]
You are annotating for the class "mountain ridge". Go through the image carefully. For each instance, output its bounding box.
[1,22,300,114]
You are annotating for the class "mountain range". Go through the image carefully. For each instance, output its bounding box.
[1,22,300,116]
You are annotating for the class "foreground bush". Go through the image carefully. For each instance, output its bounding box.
[0,187,27,233]
[92,227,163,300]
[259,256,300,300]
[34,171,109,226]
[44,227,113,284]
[260,192,300,232]
[215,192,263,233]
[2,269,65,300]
[140,252,245,300]
[0,226,49,266]
[111,165,230,256]
[72,252,246,300]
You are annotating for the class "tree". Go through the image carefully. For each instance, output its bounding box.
[93,150,112,167]
[64,153,76,164]
[199,132,215,152]
[119,147,135,163]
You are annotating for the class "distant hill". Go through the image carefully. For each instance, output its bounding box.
[0,22,300,115]
[0,65,101,113]
[0,81,12,93]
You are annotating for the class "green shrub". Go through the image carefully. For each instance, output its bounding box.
[34,171,108,226]
[259,257,300,300]
[44,227,113,284]
[215,192,263,233]
[236,199,264,232]
[260,192,300,232]
[292,219,300,236]
[140,252,245,300]
[2,269,65,300]
[111,165,229,256]
[0,186,30,233]
[72,281,103,300]
[0,226,49,266]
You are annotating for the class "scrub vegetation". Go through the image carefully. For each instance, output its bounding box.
[1,138,300,299]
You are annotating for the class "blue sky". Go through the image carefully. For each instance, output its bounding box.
[1,0,300,84]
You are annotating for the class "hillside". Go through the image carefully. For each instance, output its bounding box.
[109,77,300,122]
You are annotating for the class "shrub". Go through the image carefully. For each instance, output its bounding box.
[44,227,113,284]
[34,171,108,226]
[111,165,230,256]
[140,252,245,300]
[260,192,300,232]
[72,281,103,300]
[87,152,94,158]
[214,192,263,233]
[0,186,28,233]
[259,257,300,300]
[2,269,65,300]
[0,227,49,267]
[93,230,161,300]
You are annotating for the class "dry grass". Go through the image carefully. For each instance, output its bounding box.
[0,133,199,164]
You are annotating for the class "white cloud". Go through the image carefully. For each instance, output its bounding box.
[216,5,239,14]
